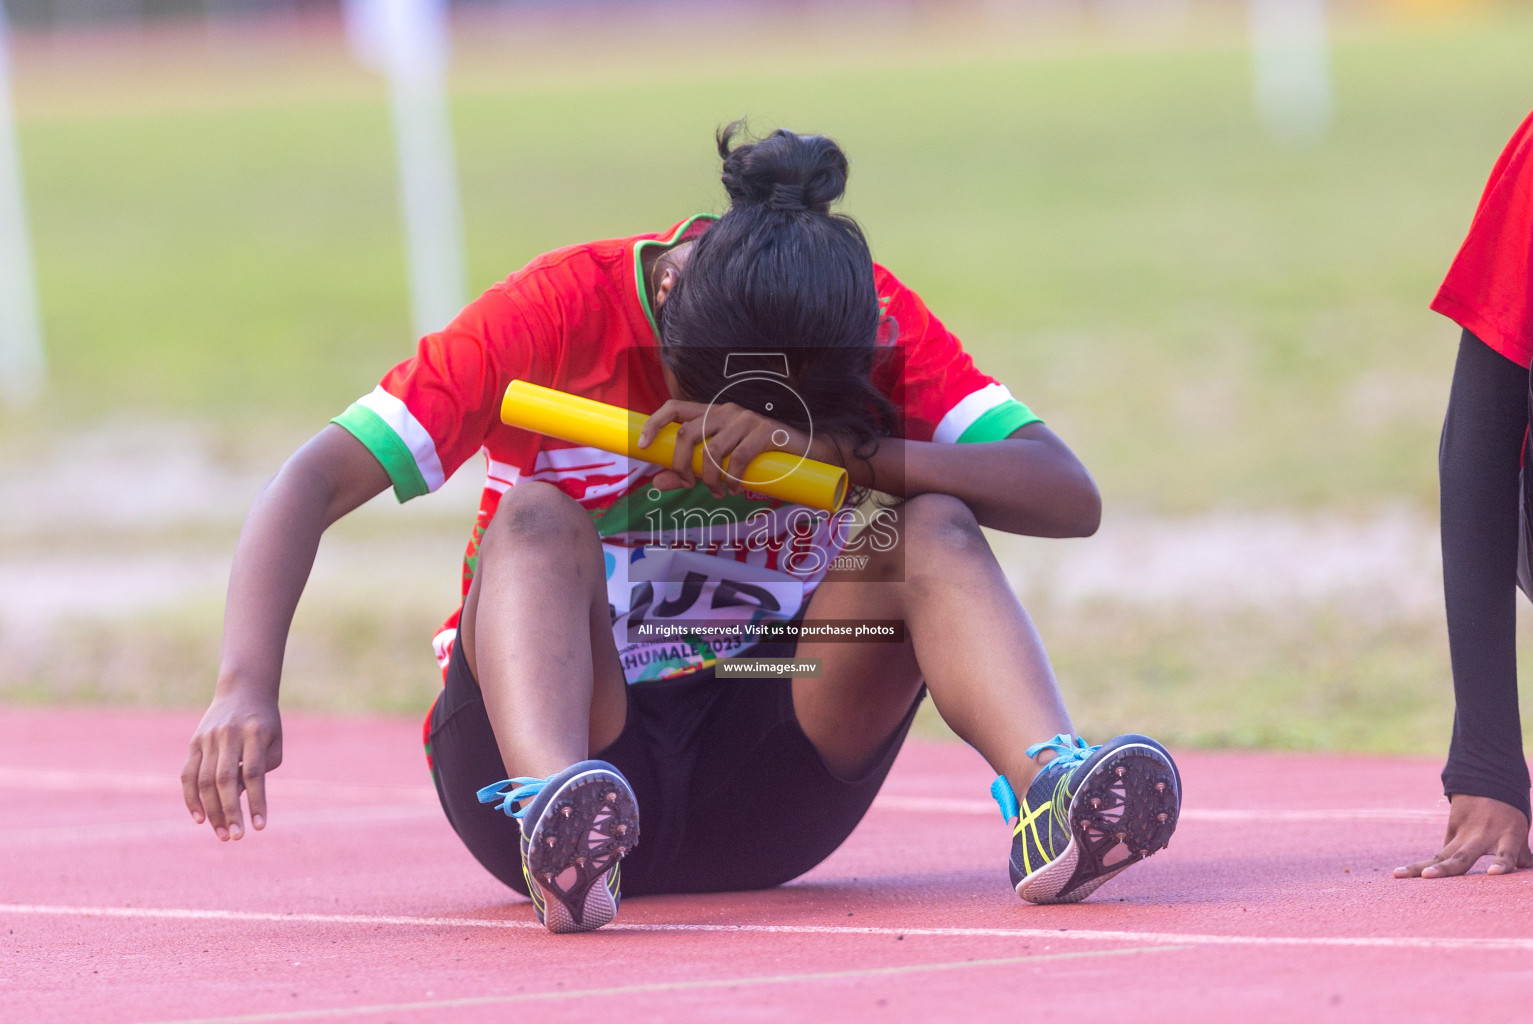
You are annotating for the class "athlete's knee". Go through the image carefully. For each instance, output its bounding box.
[481,481,599,560]
[900,493,987,556]
[892,494,999,596]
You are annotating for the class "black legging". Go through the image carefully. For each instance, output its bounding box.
[1439,329,1532,820]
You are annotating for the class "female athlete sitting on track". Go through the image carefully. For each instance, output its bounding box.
[181,123,1182,933]
[1399,110,1533,881]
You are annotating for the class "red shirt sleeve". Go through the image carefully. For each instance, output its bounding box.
[1432,111,1533,368]
[872,265,1040,443]
[332,272,560,501]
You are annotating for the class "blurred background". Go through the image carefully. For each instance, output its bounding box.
[0,0,1528,755]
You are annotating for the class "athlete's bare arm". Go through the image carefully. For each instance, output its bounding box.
[181,426,390,841]
[847,422,1098,538]
[641,400,1099,539]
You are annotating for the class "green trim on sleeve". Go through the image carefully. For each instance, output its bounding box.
[331,403,431,503]
[956,400,1042,444]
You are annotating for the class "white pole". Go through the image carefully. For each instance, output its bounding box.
[0,6,45,407]
[1248,0,1332,146]
[345,0,467,338]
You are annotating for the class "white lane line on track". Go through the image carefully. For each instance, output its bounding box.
[129,946,1183,1024]
[0,768,1442,824]
[0,806,439,845]
[4,903,1531,952]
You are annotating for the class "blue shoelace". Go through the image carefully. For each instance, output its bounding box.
[1026,733,1096,763]
[476,776,548,818]
[989,734,1097,822]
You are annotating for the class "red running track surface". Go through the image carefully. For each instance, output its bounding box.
[2,706,1530,1023]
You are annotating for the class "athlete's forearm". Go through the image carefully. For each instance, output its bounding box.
[215,426,392,701]
[216,474,329,702]
[833,423,1100,537]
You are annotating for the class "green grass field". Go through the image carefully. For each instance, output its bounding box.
[4,5,1533,754]
[9,6,1532,508]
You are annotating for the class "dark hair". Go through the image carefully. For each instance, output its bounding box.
[657,121,898,471]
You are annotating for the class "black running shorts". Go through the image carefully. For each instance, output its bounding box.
[426,648,924,897]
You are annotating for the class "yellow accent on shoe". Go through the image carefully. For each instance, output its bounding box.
[522,851,548,921]
[1013,798,1054,875]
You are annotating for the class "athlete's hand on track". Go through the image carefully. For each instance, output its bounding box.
[639,400,826,499]
[1394,794,1533,879]
[181,696,283,842]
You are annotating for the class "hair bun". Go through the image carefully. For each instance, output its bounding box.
[767,182,807,212]
[717,121,849,215]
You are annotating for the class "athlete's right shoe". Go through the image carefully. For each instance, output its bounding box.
[991,733,1180,904]
[477,759,639,934]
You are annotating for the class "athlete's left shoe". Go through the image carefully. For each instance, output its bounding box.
[478,760,639,934]
[991,734,1181,905]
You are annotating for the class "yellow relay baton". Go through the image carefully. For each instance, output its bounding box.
[499,380,849,512]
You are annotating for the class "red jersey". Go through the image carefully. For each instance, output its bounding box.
[1433,111,1533,367]
[332,216,1040,684]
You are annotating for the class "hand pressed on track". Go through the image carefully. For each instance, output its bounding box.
[181,696,282,842]
[1394,794,1533,879]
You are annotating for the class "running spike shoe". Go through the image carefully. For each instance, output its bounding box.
[990,733,1180,905]
[477,759,639,934]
